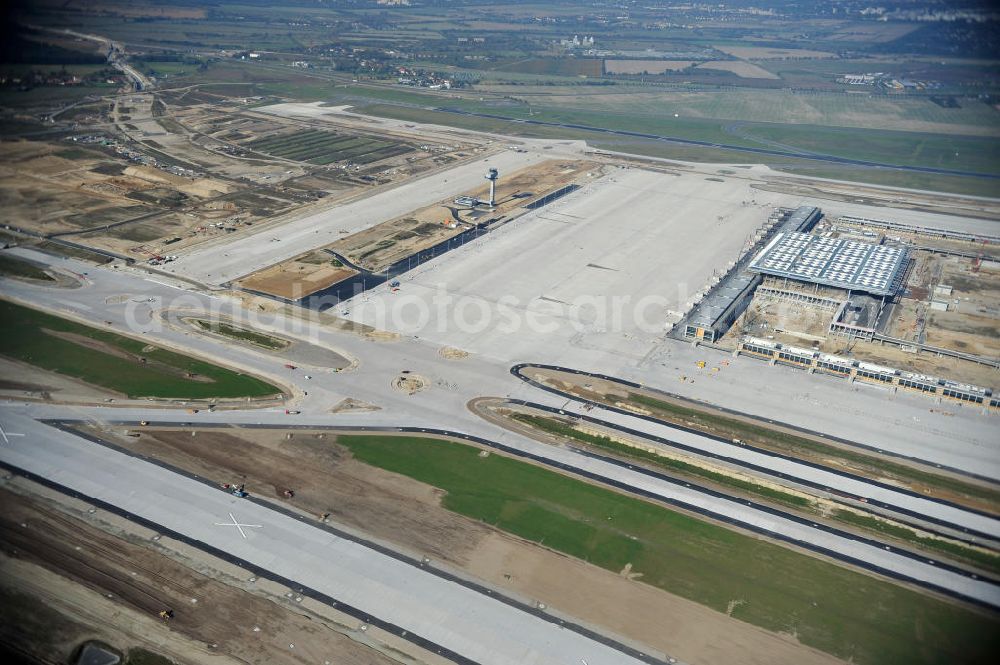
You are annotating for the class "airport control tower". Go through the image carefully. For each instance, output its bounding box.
[485,168,499,207]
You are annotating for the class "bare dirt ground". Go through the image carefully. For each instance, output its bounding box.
[92,427,489,565]
[4,92,453,261]
[748,298,833,340]
[878,252,997,383]
[924,259,1000,358]
[330,397,381,413]
[79,425,848,665]
[392,374,429,395]
[465,533,843,665]
[0,486,400,665]
[326,159,600,271]
[237,250,357,300]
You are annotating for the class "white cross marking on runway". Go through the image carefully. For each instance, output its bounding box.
[213,512,262,539]
[0,424,25,446]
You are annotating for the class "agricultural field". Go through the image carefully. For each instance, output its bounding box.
[605,59,695,74]
[713,45,839,60]
[490,58,604,78]
[247,128,413,166]
[695,61,781,80]
[0,300,281,400]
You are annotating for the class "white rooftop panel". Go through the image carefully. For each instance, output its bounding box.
[748,232,909,296]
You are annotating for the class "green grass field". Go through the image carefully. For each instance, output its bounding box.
[0,300,280,399]
[328,86,1000,194]
[335,434,1000,665]
[484,86,1000,136]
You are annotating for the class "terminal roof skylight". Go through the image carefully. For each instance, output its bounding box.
[748,232,909,296]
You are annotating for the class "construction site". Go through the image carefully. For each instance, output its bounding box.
[326,160,599,273]
[232,159,601,301]
[719,211,1000,404]
[0,93,476,264]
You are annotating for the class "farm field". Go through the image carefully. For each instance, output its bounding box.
[605,59,695,74]
[426,99,1000,174]
[713,45,839,60]
[695,61,781,80]
[0,300,281,400]
[352,102,1000,197]
[490,57,604,77]
[334,434,1000,665]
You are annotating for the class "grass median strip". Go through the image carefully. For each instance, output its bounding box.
[622,390,1000,511]
[0,300,281,399]
[510,412,813,509]
[509,409,1000,575]
[831,509,1000,575]
[335,434,999,665]
[0,255,54,282]
[192,319,289,351]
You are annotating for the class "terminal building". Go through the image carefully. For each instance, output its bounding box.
[682,205,822,342]
[736,336,997,409]
[746,232,910,298]
[682,204,915,343]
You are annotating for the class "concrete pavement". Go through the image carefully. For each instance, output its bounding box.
[0,413,664,665]
[2,248,1000,620]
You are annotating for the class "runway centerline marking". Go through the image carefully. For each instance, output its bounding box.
[214,512,262,539]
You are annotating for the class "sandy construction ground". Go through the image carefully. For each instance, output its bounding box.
[238,251,358,300]
[328,159,600,271]
[346,168,802,361]
[0,484,410,665]
[165,146,555,285]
